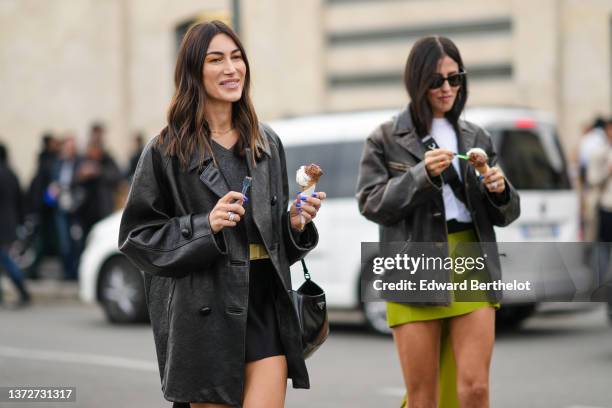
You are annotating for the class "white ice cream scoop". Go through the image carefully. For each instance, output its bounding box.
[296,165,311,187]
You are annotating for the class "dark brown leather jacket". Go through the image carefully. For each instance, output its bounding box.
[356,108,520,304]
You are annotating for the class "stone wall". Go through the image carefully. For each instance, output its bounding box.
[0,0,610,184]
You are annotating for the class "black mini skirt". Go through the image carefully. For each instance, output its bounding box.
[245,259,285,362]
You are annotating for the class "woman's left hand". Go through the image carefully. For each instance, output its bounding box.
[290,191,327,231]
[482,167,506,193]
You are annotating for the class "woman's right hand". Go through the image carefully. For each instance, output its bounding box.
[424,148,454,177]
[209,191,246,234]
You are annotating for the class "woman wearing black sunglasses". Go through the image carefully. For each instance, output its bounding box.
[357,36,520,407]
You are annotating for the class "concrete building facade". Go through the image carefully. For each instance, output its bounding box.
[1,0,611,183]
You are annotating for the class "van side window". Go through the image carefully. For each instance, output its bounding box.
[284,141,365,199]
[494,129,571,190]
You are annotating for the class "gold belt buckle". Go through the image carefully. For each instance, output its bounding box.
[249,244,269,260]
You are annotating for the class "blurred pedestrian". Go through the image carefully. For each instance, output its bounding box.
[580,117,608,242]
[587,117,612,321]
[24,132,60,279]
[357,36,520,408]
[27,133,60,214]
[119,21,325,408]
[126,131,145,182]
[579,117,607,183]
[0,143,31,307]
[48,135,84,281]
[77,122,122,238]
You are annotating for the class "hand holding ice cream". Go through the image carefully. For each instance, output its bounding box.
[291,164,326,231]
[296,164,323,191]
[466,148,490,175]
[465,148,506,193]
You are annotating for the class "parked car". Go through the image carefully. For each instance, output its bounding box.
[79,107,579,332]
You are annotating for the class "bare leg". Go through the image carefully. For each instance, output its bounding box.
[243,355,288,408]
[449,307,495,408]
[190,356,287,408]
[393,319,442,408]
[438,320,459,408]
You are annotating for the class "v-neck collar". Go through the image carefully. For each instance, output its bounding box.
[211,138,238,153]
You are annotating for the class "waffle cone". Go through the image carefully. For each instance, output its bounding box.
[475,163,490,176]
[301,183,316,195]
[298,183,316,231]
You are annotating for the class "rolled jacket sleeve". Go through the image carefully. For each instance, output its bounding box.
[477,128,521,227]
[118,141,227,278]
[284,214,318,265]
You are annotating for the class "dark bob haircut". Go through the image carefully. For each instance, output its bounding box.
[404,36,468,138]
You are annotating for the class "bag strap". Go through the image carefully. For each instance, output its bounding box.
[301,258,311,281]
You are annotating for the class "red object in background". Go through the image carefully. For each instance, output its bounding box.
[515,118,537,129]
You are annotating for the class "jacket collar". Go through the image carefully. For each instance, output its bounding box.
[393,106,478,161]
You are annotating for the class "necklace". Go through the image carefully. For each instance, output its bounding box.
[210,127,234,136]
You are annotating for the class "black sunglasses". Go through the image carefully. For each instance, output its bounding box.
[429,71,466,89]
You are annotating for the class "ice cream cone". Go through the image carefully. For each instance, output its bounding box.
[474,163,490,176]
[295,164,323,231]
[467,148,490,177]
[299,183,316,230]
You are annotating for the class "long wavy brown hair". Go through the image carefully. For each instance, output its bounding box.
[158,20,262,169]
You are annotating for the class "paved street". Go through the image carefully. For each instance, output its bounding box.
[0,301,611,407]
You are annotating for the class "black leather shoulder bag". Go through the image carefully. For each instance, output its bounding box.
[290,259,329,359]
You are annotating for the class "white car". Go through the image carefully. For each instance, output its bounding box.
[79,211,148,323]
[79,107,580,332]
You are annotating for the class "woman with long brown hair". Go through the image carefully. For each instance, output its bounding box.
[357,36,520,407]
[119,21,325,408]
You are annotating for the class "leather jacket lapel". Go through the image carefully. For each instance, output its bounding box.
[396,132,426,160]
[245,147,273,247]
[393,107,426,160]
[184,143,230,198]
[199,161,229,198]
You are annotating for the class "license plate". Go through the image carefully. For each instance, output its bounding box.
[520,223,559,239]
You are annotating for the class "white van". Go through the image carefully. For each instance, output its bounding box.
[79,107,579,333]
[270,107,578,334]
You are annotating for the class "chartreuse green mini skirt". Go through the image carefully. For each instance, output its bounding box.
[387,228,500,408]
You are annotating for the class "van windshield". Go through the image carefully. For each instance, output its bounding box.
[492,128,571,190]
[284,141,364,199]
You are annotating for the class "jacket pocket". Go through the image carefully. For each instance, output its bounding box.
[226,306,245,316]
[387,161,412,172]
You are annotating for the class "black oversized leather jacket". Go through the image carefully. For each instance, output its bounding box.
[118,124,317,407]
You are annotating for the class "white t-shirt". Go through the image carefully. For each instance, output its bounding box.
[429,118,472,222]
[579,127,607,167]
